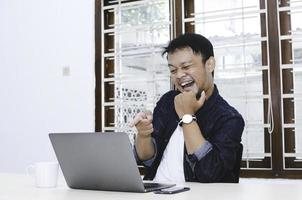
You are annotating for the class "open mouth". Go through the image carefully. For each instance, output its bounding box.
[180,80,195,90]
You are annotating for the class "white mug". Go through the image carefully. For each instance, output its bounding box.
[27,161,59,188]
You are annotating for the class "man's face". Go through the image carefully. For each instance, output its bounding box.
[168,47,213,94]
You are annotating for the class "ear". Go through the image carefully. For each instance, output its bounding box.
[205,56,215,73]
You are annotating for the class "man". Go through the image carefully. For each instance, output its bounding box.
[130,33,245,183]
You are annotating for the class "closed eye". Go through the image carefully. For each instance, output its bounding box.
[170,69,176,74]
[182,65,191,70]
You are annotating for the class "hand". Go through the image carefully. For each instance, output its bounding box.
[174,90,206,118]
[129,111,153,138]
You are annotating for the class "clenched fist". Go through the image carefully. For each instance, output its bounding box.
[130,111,153,138]
[174,90,206,118]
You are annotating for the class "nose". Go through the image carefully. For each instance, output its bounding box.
[176,68,185,79]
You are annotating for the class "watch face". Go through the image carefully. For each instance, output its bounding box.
[182,114,193,124]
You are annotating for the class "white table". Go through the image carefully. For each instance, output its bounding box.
[1,173,302,200]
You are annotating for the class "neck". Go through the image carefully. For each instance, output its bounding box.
[205,83,214,100]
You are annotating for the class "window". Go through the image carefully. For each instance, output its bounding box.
[96,0,172,144]
[96,0,302,178]
[185,0,269,171]
[279,0,302,171]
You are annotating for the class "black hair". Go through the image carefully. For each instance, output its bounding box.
[162,33,214,64]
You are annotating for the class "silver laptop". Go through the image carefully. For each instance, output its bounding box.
[49,132,175,192]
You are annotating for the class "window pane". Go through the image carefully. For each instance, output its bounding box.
[283,0,302,168]
[102,0,171,143]
[191,0,268,168]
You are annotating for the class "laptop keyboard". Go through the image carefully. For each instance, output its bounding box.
[143,182,176,192]
[143,182,163,189]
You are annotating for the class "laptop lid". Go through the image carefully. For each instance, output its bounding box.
[49,132,174,193]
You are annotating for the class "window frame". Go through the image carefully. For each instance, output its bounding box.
[95,0,302,178]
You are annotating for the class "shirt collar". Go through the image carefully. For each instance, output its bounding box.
[196,84,219,114]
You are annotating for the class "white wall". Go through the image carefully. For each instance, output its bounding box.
[0,0,95,173]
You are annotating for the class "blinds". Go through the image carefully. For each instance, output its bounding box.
[278,0,302,168]
[183,0,271,169]
[102,0,171,143]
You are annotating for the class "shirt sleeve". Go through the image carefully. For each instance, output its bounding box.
[185,141,213,172]
[133,138,157,167]
[192,117,244,183]
[194,141,213,160]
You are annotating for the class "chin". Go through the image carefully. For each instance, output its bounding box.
[188,87,198,94]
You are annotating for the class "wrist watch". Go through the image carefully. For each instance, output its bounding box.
[179,114,197,126]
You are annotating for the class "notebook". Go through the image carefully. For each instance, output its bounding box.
[49,132,175,192]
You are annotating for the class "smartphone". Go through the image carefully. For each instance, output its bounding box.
[154,186,190,194]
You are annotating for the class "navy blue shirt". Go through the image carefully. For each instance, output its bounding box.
[135,85,245,183]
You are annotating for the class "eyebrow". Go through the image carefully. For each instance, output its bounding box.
[168,61,193,68]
